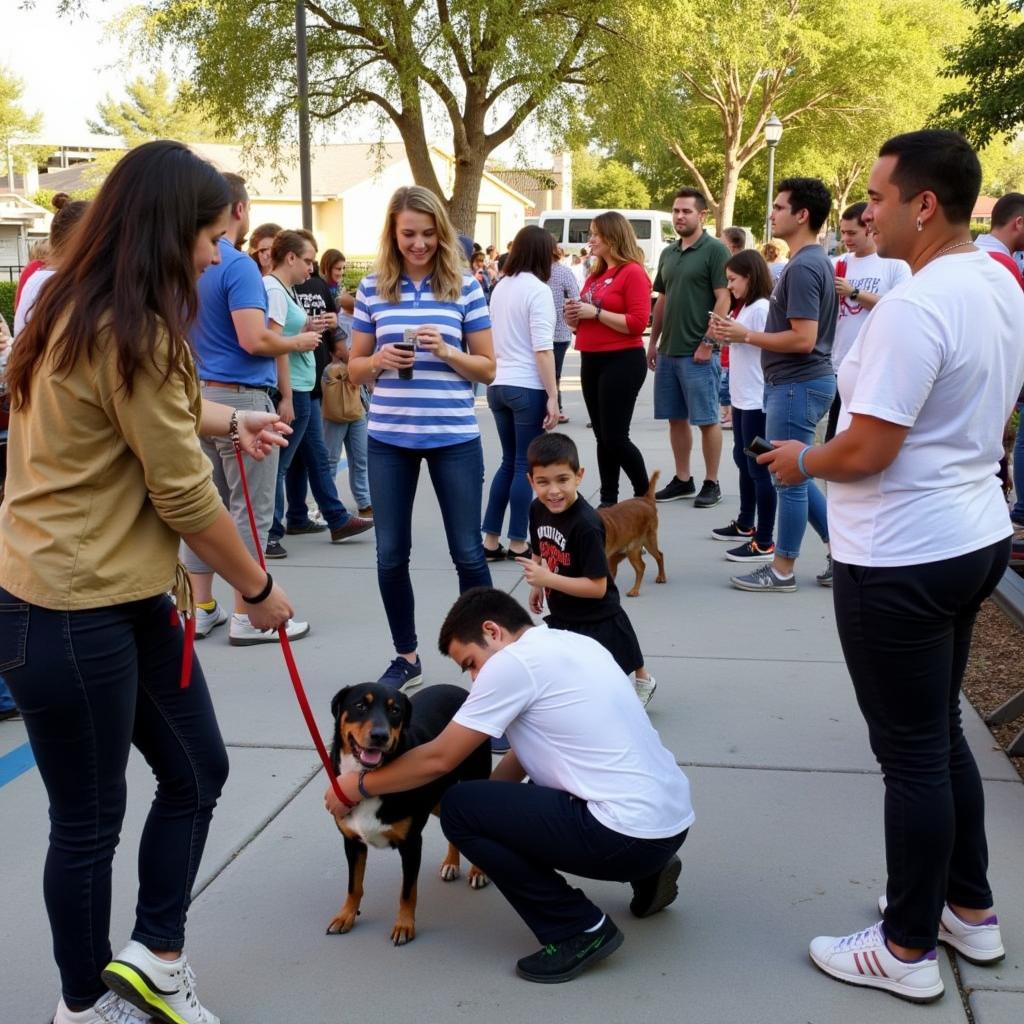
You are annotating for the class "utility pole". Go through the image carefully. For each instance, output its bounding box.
[295,0,313,230]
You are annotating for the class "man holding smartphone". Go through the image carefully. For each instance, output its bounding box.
[709,178,837,592]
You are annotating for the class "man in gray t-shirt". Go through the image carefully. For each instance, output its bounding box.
[709,177,837,594]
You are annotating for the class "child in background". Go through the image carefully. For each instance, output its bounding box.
[321,331,372,517]
[519,432,656,706]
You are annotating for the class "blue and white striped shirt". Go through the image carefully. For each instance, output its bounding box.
[352,273,492,449]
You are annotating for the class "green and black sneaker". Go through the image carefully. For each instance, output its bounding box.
[515,916,623,984]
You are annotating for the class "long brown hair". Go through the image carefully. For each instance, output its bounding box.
[7,141,230,408]
[726,249,774,305]
[589,211,647,278]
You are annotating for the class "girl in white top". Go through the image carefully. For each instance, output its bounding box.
[765,130,1024,1005]
[481,226,560,559]
[712,249,775,560]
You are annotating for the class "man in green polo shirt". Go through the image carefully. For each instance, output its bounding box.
[647,189,731,508]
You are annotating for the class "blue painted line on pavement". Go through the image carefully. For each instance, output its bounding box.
[0,742,36,788]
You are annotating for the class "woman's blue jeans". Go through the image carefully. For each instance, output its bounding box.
[368,435,492,654]
[323,414,371,510]
[0,588,228,1009]
[482,385,548,543]
[764,375,836,559]
[271,391,352,539]
[1012,403,1024,524]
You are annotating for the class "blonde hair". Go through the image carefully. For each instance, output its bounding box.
[374,186,464,303]
[761,239,789,261]
[589,211,648,278]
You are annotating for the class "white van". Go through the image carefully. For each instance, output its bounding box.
[538,209,677,279]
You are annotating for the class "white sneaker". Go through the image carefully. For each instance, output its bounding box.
[309,507,328,527]
[229,613,310,646]
[53,992,152,1024]
[193,601,228,639]
[809,921,944,1003]
[879,894,1005,964]
[102,940,220,1024]
[632,673,657,708]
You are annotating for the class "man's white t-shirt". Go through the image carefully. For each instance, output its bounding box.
[830,250,1024,567]
[831,252,910,371]
[13,268,56,338]
[489,272,555,390]
[453,625,694,839]
[727,298,769,410]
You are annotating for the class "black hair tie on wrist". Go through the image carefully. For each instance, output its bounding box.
[243,572,273,605]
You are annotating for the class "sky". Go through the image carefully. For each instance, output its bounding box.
[2,1,550,164]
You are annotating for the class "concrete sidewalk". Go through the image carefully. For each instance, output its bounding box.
[2,349,1022,1023]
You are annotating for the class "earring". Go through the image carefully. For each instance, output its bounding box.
[916,218,923,232]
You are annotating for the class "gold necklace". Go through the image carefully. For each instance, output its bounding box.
[931,240,972,261]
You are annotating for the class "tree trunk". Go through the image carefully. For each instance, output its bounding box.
[448,150,487,236]
[717,158,741,235]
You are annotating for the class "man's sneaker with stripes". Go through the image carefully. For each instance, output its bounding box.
[878,894,1005,965]
[730,563,796,592]
[102,940,220,1024]
[725,540,775,563]
[808,921,943,1003]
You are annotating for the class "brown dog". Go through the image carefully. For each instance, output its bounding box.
[597,471,667,597]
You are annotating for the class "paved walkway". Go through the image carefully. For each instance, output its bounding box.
[2,350,1022,1023]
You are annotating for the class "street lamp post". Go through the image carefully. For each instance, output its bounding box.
[763,114,783,242]
[295,0,313,231]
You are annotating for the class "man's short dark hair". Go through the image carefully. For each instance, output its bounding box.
[223,172,248,210]
[674,188,707,212]
[877,130,981,227]
[777,177,832,232]
[841,201,868,225]
[992,192,1024,229]
[438,587,533,655]
[527,432,580,473]
[722,226,746,248]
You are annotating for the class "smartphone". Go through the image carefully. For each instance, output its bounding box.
[744,436,774,458]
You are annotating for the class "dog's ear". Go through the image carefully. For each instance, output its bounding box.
[329,686,354,773]
[398,691,413,728]
[330,686,354,722]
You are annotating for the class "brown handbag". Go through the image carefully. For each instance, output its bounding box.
[321,364,365,423]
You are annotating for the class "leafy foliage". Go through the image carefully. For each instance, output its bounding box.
[934,0,1024,146]
[0,64,44,181]
[572,150,651,208]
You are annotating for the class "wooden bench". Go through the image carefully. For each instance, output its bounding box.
[986,567,1024,755]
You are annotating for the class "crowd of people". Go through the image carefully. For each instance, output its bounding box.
[1,128,1023,1021]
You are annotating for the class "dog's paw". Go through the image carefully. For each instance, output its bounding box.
[468,866,490,890]
[391,918,416,946]
[626,588,640,597]
[439,861,461,882]
[326,906,360,935]
[656,573,667,584]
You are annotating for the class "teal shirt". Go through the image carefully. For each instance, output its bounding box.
[265,275,316,392]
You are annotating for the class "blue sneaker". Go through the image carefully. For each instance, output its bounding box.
[378,656,423,691]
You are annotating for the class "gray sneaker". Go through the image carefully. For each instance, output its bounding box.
[730,563,797,593]
[816,554,834,587]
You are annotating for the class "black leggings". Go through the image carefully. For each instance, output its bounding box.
[0,589,229,1009]
[832,538,1008,949]
[579,347,650,504]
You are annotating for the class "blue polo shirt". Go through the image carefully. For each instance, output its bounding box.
[192,238,276,387]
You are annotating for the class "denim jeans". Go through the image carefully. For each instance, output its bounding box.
[482,385,548,542]
[441,780,688,943]
[833,539,1007,948]
[0,674,15,712]
[0,587,229,1009]
[553,342,570,410]
[271,391,351,539]
[368,435,492,654]
[731,406,776,548]
[1012,403,1024,523]
[322,415,371,510]
[764,375,836,559]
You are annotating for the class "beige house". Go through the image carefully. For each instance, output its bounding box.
[189,142,532,257]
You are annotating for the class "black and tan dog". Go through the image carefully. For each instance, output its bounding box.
[327,682,492,945]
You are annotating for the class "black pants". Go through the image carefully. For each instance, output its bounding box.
[554,341,570,410]
[731,406,777,548]
[440,780,687,943]
[580,348,650,504]
[832,538,1008,949]
[0,588,229,1008]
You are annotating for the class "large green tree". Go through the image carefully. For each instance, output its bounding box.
[88,70,218,145]
[0,64,44,185]
[572,150,651,208]
[935,0,1024,146]
[131,1,617,233]
[589,0,972,233]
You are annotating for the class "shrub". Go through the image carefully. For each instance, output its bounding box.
[0,281,14,327]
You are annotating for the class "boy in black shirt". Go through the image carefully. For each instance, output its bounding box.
[518,433,656,706]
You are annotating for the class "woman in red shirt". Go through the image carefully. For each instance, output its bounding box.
[565,212,652,506]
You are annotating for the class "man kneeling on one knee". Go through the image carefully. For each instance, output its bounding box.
[325,586,693,983]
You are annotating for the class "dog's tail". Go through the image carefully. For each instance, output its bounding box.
[645,470,661,503]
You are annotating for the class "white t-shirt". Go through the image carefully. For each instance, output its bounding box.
[727,298,769,410]
[489,272,555,390]
[831,252,910,371]
[830,250,1024,567]
[453,625,694,839]
[13,268,56,338]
